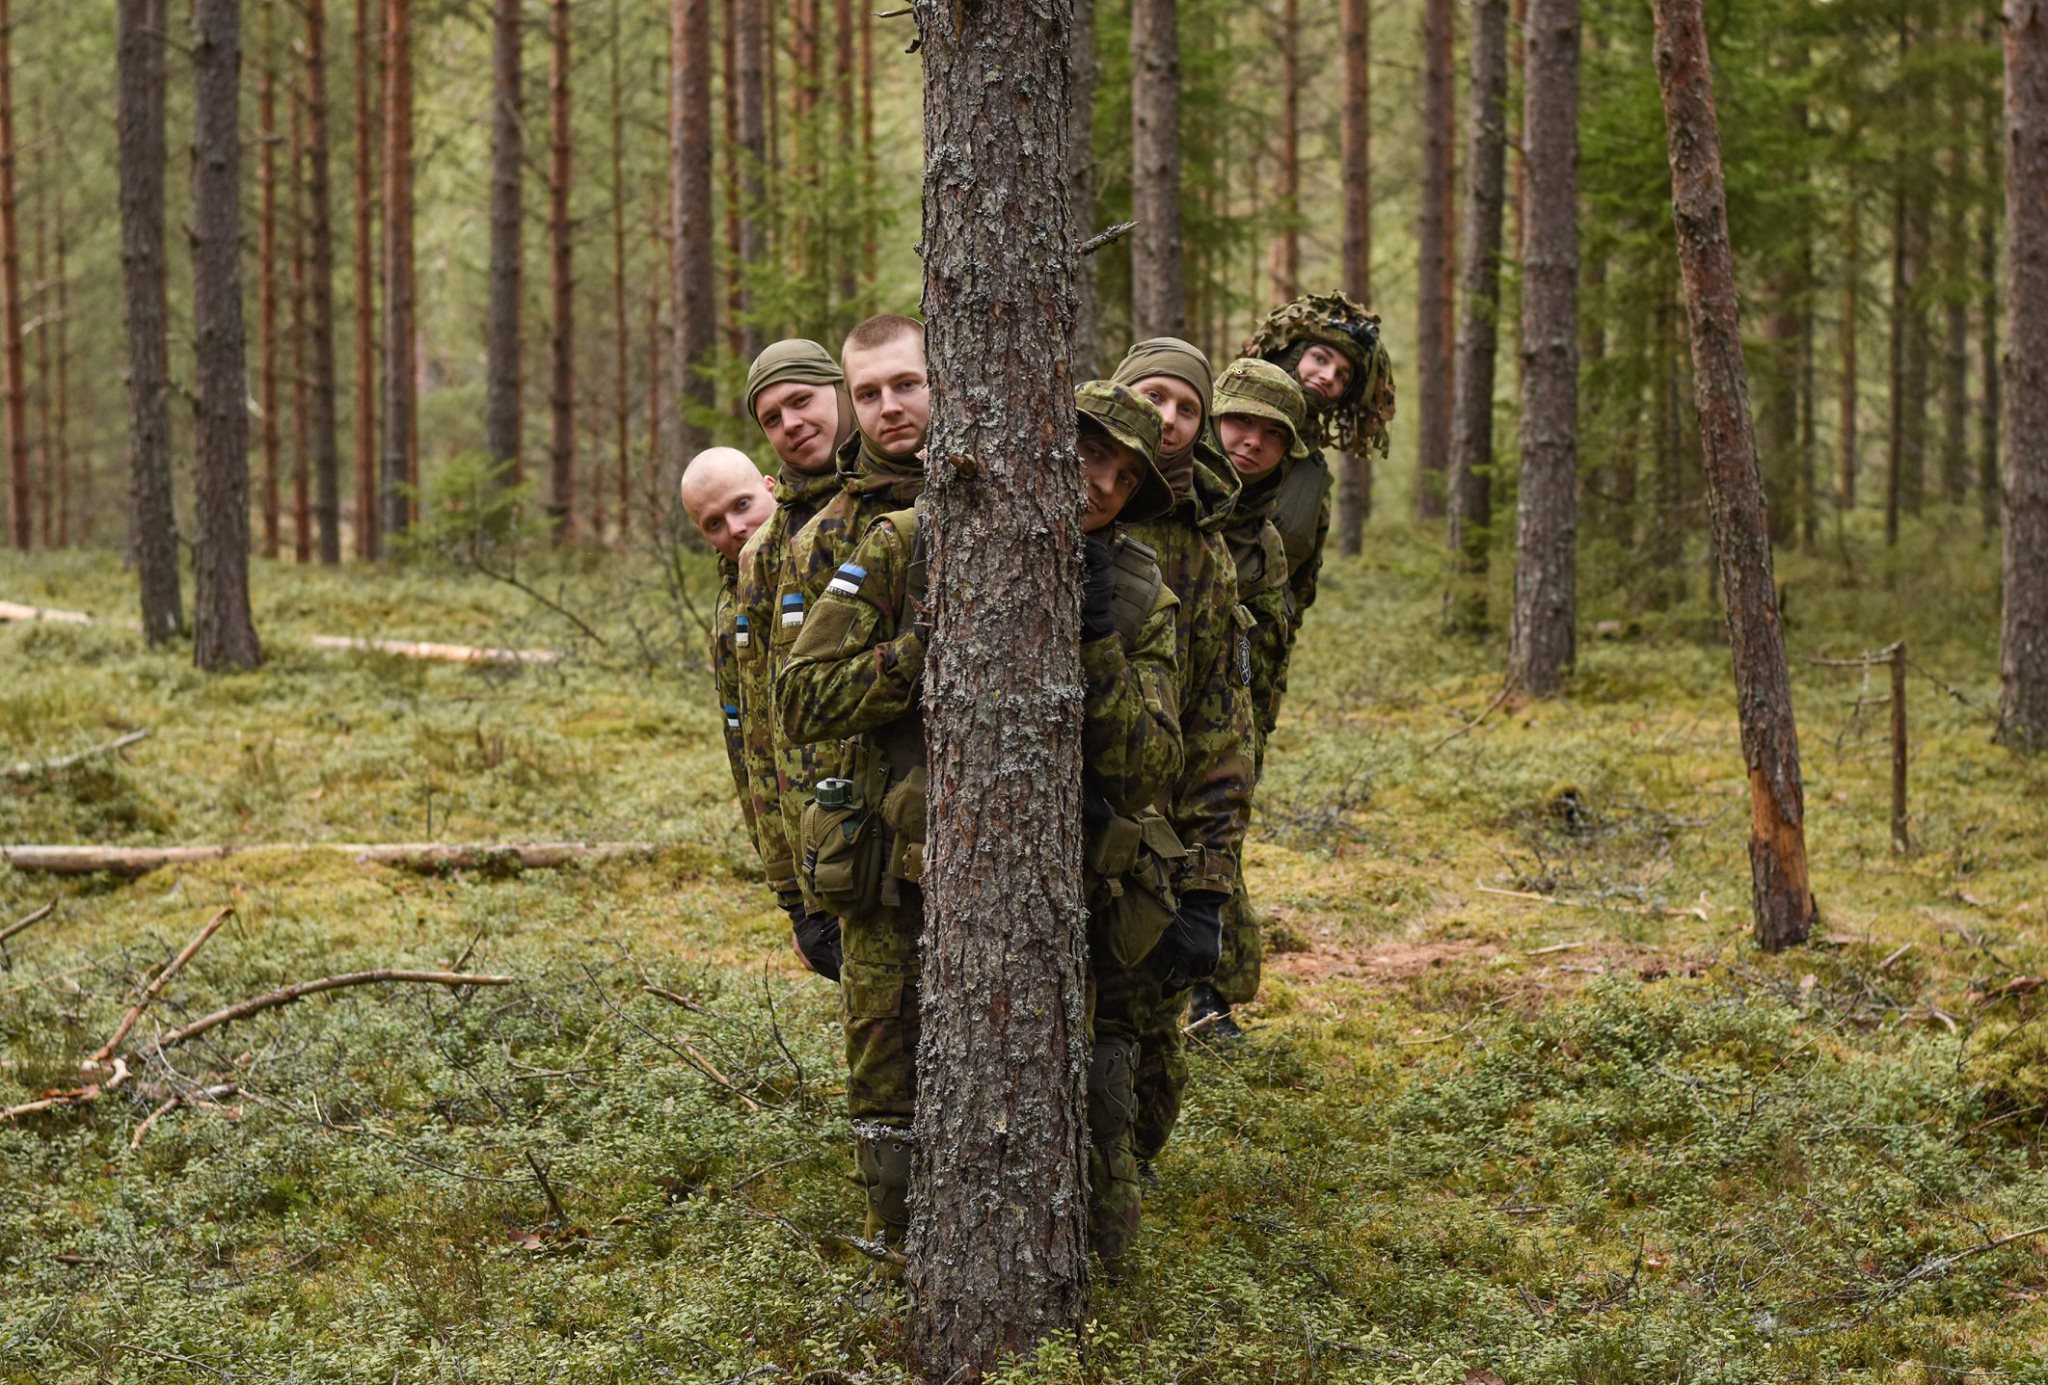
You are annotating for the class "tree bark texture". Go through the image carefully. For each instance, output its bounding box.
[259,3,282,560]
[52,145,68,546]
[1508,0,1579,696]
[1839,191,1859,511]
[1270,0,1301,303]
[379,0,413,546]
[1337,0,1372,551]
[548,0,574,541]
[305,0,341,563]
[612,0,631,540]
[1130,0,1185,340]
[291,94,312,562]
[190,0,263,670]
[0,0,25,551]
[671,0,715,486]
[485,0,523,484]
[1415,0,1455,520]
[2001,0,2048,750]
[738,0,766,355]
[1653,0,1816,948]
[833,0,855,307]
[1069,0,1099,364]
[1942,131,1970,509]
[1447,0,1508,634]
[119,0,182,636]
[1981,48,2004,536]
[912,1,1091,1373]
[28,97,47,548]
[353,0,377,558]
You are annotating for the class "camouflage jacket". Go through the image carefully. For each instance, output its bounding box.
[1123,453,1256,897]
[1215,450,1295,744]
[711,556,756,849]
[778,511,1183,826]
[732,463,844,894]
[1271,448,1334,636]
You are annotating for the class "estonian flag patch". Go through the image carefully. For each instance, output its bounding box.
[723,703,741,729]
[734,615,751,647]
[780,593,805,627]
[826,563,867,597]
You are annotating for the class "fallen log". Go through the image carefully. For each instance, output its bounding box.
[6,730,150,779]
[0,599,93,623]
[3,599,558,665]
[0,841,661,878]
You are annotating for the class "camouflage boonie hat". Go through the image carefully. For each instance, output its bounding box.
[1240,290,1397,456]
[1077,380,1173,525]
[1211,358,1310,462]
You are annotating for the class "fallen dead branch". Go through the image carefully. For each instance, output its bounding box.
[153,970,518,1051]
[89,905,236,1066]
[130,1083,238,1151]
[0,896,58,946]
[1421,670,1523,758]
[0,1058,128,1120]
[0,599,92,623]
[0,840,661,878]
[6,730,150,779]
[306,635,559,665]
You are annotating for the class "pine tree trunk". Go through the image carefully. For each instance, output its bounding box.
[353,0,377,558]
[738,0,766,354]
[1069,0,1099,363]
[119,0,182,635]
[1942,126,1971,510]
[0,0,27,551]
[671,0,716,478]
[1130,0,1185,340]
[190,0,264,671]
[1840,191,1859,511]
[1507,0,1579,696]
[2000,0,2048,750]
[547,0,574,542]
[259,2,282,560]
[1886,180,1909,546]
[833,0,855,308]
[1415,0,1455,520]
[1653,0,1815,947]
[379,0,411,547]
[612,0,631,541]
[1447,0,1508,634]
[718,0,741,377]
[291,95,312,562]
[1982,129,2003,537]
[911,2,1089,1371]
[485,0,522,485]
[1650,287,1686,605]
[52,145,68,547]
[29,97,49,548]
[1269,0,1300,303]
[790,0,815,288]
[306,0,341,563]
[1337,0,1372,552]
[646,200,662,513]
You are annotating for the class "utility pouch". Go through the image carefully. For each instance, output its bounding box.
[881,763,928,884]
[1087,808,1188,969]
[799,739,886,918]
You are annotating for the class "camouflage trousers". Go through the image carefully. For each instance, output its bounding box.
[1209,868,1264,1007]
[1095,954,1190,1226]
[841,884,923,1245]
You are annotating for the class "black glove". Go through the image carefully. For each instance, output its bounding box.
[1146,890,1225,990]
[1080,533,1118,642]
[779,890,843,982]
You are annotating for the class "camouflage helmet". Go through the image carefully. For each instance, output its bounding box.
[1211,358,1310,462]
[1240,290,1397,456]
[1076,380,1173,525]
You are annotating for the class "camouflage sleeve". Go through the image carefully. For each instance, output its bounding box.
[1287,485,1333,629]
[1079,582,1183,816]
[711,581,759,849]
[1174,539,1256,895]
[1243,584,1294,745]
[776,523,927,747]
[734,539,798,894]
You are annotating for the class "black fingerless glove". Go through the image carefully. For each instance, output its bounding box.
[1145,889,1225,990]
[779,890,843,982]
[1080,533,1118,642]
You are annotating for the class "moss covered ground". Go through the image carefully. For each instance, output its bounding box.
[3,521,2046,1383]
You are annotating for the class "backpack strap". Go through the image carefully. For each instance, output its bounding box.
[1269,451,1332,575]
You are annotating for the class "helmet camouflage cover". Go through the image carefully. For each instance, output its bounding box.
[1240,290,1397,456]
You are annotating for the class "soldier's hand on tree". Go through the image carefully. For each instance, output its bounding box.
[1080,533,1119,642]
[1146,890,1226,990]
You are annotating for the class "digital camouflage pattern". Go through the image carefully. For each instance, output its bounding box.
[1241,290,1398,457]
[711,557,756,852]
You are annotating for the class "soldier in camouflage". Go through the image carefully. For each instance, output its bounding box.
[1108,338,1257,1168]
[732,340,857,979]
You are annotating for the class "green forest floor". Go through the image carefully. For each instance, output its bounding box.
[3,518,2047,1383]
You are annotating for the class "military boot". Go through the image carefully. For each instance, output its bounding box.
[1188,982,1243,1042]
[854,1124,915,1282]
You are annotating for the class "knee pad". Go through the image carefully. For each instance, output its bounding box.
[1087,1037,1137,1141]
[855,1124,916,1231]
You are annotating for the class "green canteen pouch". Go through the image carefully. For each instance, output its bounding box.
[799,740,886,918]
[1089,808,1189,969]
[881,763,928,884]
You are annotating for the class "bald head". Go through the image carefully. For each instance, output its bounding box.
[680,447,776,561]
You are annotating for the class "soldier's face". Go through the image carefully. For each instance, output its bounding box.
[1218,414,1290,482]
[844,335,931,459]
[754,380,843,473]
[1128,374,1205,458]
[1078,431,1145,533]
[685,469,777,561]
[1296,344,1354,403]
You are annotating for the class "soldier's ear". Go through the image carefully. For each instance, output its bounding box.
[763,476,778,495]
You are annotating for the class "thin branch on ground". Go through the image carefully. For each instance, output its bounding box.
[154,971,519,1051]
[0,896,58,947]
[6,730,149,779]
[90,905,236,1066]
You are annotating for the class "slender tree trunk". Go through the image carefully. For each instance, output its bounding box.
[721,0,743,370]
[485,0,523,485]
[291,94,312,562]
[912,1,1089,1371]
[646,198,662,513]
[1887,179,1909,546]
[1650,287,1686,605]
[1337,0,1372,552]
[738,0,766,356]
[1130,0,1185,339]
[1982,105,2003,537]
[1943,125,1971,509]
[671,0,716,481]
[379,0,413,546]
[1507,0,1579,696]
[545,0,574,541]
[120,0,182,634]
[860,0,874,285]
[0,0,27,551]
[790,0,815,288]
[833,0,855,307]
[1840,190,1860,511]
[29,97,49,548]
[52,141,68,547]
[1070,0,1099,363]
[1654,0,1815,947]
[306,0,340,562]
[2000,0,2048,750]
[1269,0,1301,302]
[612,0,631,541]
[1447,0,1508,634]
[1799,241,1818,551]
[190,0,263,670]
[353,0,377,558]
[259,2,282,560]
[1415,0,1455,520]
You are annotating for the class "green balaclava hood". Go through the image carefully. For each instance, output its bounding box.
[1111,337,1215,503]
[1240,291,1397,456]
[744,339,855,463]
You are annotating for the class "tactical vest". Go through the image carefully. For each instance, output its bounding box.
[1270,450,1332,577]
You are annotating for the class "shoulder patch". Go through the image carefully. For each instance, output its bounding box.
[734,614,751,647]
[827,562,868,597]
[780,592,806,627]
